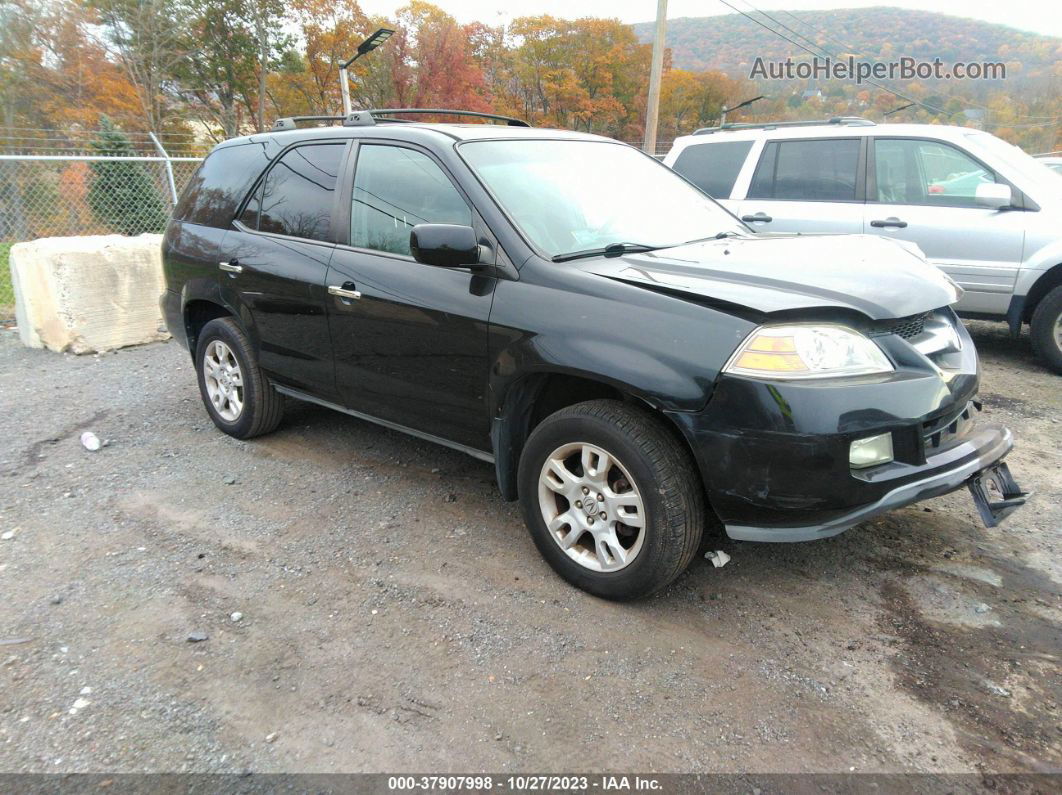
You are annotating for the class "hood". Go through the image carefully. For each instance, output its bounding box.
[582,233,960,320]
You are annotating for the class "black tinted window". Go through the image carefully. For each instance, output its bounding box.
[239,181,263,229]
[672,140,753,198]
[174,142,270,228]
[258,143,345,241]
[351,145,471,256]
[748,139,860,201]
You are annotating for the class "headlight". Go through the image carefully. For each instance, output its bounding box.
[724,324,894,379]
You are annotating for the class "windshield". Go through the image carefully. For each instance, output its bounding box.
[964,131,1062,189]
[459,139,743,259]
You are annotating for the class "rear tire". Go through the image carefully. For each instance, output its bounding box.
[517,400,704,600]
[195,317,284,438]
[1030,285,1062,375]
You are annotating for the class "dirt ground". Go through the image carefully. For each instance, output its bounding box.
[0,320,1058,775]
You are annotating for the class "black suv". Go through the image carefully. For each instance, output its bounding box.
[161,110,1025,600]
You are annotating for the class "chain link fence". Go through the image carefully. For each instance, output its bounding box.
[0,129,672,320]
[0,128,207,320]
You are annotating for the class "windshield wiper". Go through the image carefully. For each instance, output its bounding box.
[682,230,743,245]
[551,242,663,263]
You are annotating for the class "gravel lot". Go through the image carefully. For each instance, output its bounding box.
[0,321,1058,775]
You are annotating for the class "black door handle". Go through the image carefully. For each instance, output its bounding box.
[870,217,908,228]
[741,212,773,223]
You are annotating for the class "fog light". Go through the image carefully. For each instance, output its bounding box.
[850,432,894,469]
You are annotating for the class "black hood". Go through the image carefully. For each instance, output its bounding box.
[581,233,961,320]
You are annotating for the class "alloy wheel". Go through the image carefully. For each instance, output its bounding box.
[202,340,244,422]
[537,442,646,572]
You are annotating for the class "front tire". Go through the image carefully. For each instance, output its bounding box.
[518,400,705,600]
[1030,285,1062,374]
[195,317,284,438]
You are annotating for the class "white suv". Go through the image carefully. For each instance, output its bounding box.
[664,119,1062,373]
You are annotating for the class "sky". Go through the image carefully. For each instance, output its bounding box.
[357,0,1062,38]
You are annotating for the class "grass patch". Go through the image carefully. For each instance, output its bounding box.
[1,242,15,320]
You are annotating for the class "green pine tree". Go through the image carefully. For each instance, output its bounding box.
[88,118,169,236]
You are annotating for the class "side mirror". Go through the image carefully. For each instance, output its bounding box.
[409,224,481,268]
[975,182,1012,210]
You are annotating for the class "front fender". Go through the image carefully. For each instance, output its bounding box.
[484,273,756,500]
[486,276,755,416]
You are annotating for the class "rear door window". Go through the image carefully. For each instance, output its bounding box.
[748,138,860,201]
[671,140,753,199]
[350,145,471,256]
[174,141,270,228]
[248,143,346,241]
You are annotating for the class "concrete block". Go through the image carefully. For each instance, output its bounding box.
[11,234,169,354]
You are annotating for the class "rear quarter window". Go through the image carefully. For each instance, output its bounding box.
[174,141,271,228]
[671,140,753,199]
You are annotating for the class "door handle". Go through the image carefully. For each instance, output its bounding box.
[328,285,362,301]
[219,260,242,273]
[870,217,908,229]
[741,212,773,223]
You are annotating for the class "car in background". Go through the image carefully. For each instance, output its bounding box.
[1035,155,1062,175]
[664,119,1062,374]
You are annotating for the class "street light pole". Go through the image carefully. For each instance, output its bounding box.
[643,0,668,155]
[339,28,395,117]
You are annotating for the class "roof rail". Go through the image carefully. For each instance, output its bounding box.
[272,115,344,130]
[692,116,875,135]
[273,108,531,131]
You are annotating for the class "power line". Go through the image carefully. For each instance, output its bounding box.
[718,0,953,118]
[722,0,1062,126]
[773,3,1062,121]
[747,0,1062,124]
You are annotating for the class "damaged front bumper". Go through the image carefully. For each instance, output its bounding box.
[722,424,1020,542]
[668,357,1027,542]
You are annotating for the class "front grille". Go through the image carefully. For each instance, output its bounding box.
[878,312,930,340]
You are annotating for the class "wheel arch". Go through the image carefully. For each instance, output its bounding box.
[184,299,234,358]
[180,278,258,362]
[489,370,705,504]
[1021,263,1062,323]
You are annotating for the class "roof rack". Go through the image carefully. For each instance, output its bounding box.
[692,116,875,135]
[273,108,531,131]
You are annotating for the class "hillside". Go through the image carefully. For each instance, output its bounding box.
[633,6,1062,80]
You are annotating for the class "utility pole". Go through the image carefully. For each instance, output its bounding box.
[643,0,668,156]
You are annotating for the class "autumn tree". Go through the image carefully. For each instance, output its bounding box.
[505,16,650,137]
[89,0,188,132]
[270,0,375,117]
[0,0,46,130]
[391,2,489,112]
[173,0,288,138]
[658,69,746,138]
